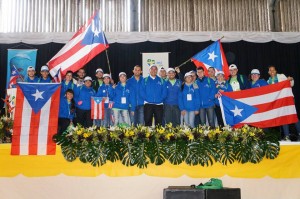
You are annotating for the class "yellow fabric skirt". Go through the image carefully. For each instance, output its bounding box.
[1,143,299,178]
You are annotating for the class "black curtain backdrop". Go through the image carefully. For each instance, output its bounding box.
[1,40,299,117]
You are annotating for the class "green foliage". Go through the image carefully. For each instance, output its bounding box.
[54,124,280,168]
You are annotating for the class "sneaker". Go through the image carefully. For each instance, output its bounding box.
[282,136,291,142]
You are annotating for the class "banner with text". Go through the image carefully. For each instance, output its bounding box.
[142,52,169,77]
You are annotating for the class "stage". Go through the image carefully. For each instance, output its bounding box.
[1,142,300,199]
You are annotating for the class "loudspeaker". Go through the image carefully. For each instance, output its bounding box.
[164,187,205,199]
[206,188,241,199]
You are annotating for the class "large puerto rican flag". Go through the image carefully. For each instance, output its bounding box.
[91,97,105,120]
[219,80,298,128]
[48,10,109,79]
[192,40,229,78]
[11,83,61,155]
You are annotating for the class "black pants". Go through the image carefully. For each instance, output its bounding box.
[144,104,164,126]
[76,108,93,128]
[215,105,224,127]
[58,118,71,135]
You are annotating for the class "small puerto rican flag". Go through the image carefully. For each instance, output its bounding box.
[91,97,105,119]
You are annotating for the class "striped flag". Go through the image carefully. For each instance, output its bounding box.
[48,10,109,77]
[192,40,229,78]
[11,83,61,155]
[8,65,20,88]
[219,80,298,128]
[52,67,62,83]
[91,97,105,119]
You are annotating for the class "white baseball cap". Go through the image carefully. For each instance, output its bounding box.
[184,72,193,78]
[84,76,92,82]
[215,71,225,77]
[96,68,103,73]
[119,72,127,77]
[103,74,111,78]
[166,68,175,73]
[41,65,49,71]
[229,64,238,70]
[27,66,35,71]
[251,69,260,75]
[149,65,158,69]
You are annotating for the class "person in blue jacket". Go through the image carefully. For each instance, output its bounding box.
[60,70,75,97]
[178,72,200,128]
[96,74,114,127]
[196,67,217,128]
[58,89,75,134]
[38,65,53,83]
[74,76,95,127]
[250,69,268,88]
[127,65,144,126]
[111,72,135,126]
[164,68,181,126]
[140,65,167,126]
[24,66,39,82]
[214,71,233,127]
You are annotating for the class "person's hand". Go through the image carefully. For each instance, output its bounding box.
[110,78,115,84]
[181,110,186,116]
[175,67,180,73]
[194,111,199,115]
[287,76,294,81]
[112,84,117,88]
[102,97,107,102]
[131,111,135,116]
[77,101,83,105]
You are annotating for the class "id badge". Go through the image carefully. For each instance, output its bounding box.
[105,97,109,103]
[121,97,126,104]
[187,94,192,101]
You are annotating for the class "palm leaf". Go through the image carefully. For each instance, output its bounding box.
[217,141,235,165]
[167,140,187,165]
[263,141,280,159]
[145,140,167,165]
[61,144,77,162]
[185,141,216,166]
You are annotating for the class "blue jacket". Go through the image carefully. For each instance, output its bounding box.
[165,79,181,105]
[74,85,96,110]
[127,76,144,106]
[38,76,52,83]
[60,80,75,97]
[96,84,114,108]
[214,81,233,106]
[24,76,39,82]
[59,97,75,120]
[111,82,136,111]
[178,83,200,111]
[140,76,167,104]
[251,79,268,88]
[196,77,216,108]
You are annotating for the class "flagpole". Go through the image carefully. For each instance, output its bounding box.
[105,49,112,75]
[13,65,24,82]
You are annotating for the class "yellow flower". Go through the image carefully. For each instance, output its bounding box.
[215,127,221,134]
[76,129,83,135]
[83,132,90,138]
[249,132,255,137]
[165,132,174,140]
[97,127,106,134]
[187,133,194,141]
[145,132,151,138]
[129,130,135,136]
[157,127,165,134]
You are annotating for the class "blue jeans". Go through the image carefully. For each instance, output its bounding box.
[181,111,196,128]
[199,106,215,128]
[130,105,144,126]
[93,119,102,127]
[102,108,112,127]
[112,109,130,126]
[282,120,300,136]
[164,104,181,127]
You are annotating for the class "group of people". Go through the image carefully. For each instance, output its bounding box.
[23,63,300,141]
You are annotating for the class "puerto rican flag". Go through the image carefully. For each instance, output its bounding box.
[8,65,20,88]
[48,10,109,78]
[192,40,229,78]
[219,80,298,128]
[11,83,61,155]
[91,97,105,120]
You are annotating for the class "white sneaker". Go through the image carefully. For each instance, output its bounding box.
[282,136,291,142]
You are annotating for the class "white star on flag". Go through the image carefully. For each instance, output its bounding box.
[208,51,218,62]
[31,89,45,101]
[230,105,243,117]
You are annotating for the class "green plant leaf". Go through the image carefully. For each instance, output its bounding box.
[145,140,167,165]
[167,140,187,165]
[185,141,215,166]
[61,144,77,162]
[217,141,235,165]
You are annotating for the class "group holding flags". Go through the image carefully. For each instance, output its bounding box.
[7,10,300,157]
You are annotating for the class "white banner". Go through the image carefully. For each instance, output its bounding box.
[142,52,169,77]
